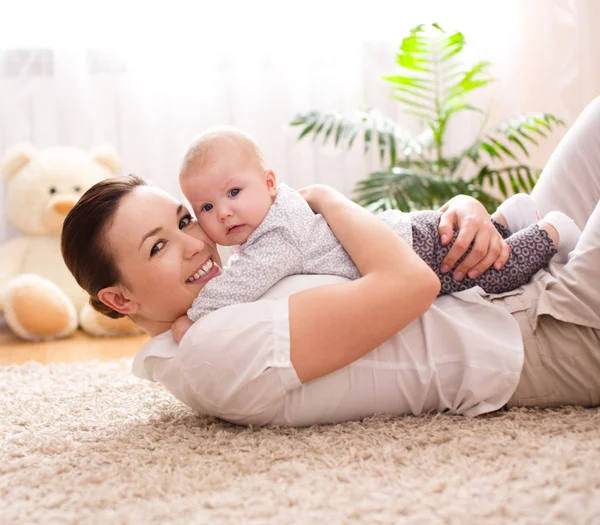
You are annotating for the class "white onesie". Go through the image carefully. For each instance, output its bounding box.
[187,184,412,321]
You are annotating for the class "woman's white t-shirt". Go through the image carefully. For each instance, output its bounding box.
[132,275,525,427]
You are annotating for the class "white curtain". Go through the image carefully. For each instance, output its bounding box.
[1,0,599,247]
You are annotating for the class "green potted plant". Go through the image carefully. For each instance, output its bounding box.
[290,23,564,213]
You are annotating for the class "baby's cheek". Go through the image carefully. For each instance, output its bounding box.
[199,219,223,243]
[196,215,212,231]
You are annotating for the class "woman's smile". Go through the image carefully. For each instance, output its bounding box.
[186,258,221,285]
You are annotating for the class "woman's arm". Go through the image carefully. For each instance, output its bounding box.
[289,185,441,383]
[437,195,511,280]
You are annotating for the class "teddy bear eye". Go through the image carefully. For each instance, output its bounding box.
[74,186,81,192]
[49,187,57,195]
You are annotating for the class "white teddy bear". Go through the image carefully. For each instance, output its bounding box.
[0,144,141,341]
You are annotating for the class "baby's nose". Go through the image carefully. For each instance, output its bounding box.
[218,207,232,220]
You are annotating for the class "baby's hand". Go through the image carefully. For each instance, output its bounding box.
[172,315,193,344]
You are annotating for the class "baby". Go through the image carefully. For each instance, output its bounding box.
[172,126,581,342]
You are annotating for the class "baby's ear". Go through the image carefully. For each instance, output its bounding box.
[91,144,120,175]
[265,169,277,197]
[1,144,37,181]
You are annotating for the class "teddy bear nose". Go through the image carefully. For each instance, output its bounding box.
[53,199,77,216]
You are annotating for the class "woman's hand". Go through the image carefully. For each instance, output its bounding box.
[438,195,510,280]
[297,184,339,214]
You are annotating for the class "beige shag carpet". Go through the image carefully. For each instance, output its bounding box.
[1,360,600,525]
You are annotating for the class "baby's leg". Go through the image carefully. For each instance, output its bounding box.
[410,210,511,275]
[494,193,539,233]
[409,210,448,272]
[494,192,581,264]
[491,217,511,240]
[410,211,483,293]
[458,224,557,294]
[410,211,557,295]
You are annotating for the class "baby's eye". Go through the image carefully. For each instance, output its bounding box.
[229,188,240,197]
[179,214,192,229]
[201,204,213,212]
[150,240,165,257]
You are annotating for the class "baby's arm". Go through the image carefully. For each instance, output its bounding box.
[187,230,303,322]
[172,315,193,344]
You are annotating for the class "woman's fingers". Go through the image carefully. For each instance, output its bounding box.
[439,215,480,274]
[466,236,510,279]
[443,221,511,279]
[494,239,511,270]
[437,194,512,278]
[437,208,457,247]
[297,186,314,203]
[297,184,334,213]
[449,222,491,279]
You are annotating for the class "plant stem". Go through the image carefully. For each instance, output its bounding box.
[432,33,444,177]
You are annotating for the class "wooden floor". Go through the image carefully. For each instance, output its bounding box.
[0,319,150,365]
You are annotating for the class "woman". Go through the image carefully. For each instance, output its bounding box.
[61,97,600,427]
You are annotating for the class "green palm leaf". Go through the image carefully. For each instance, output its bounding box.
[384,24,495,160]
[476,164,541,198]
[290,109,411,165]
[466,112,564,163]
[354,168,479,212]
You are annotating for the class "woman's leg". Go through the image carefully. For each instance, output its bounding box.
[532,96,600,228]
[497,98,600,408]
[505,199,600,409]
[537,199,600,328]
[506,309,600,409]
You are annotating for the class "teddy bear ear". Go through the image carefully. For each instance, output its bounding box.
[1,144,37,181]
[91,144,120,175]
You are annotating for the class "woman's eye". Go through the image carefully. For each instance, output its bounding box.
[150,240,165,257]
[179,215,192,229]
[201,204,213,212]
[229,188,240,197]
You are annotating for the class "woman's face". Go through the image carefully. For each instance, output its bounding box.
[104,185,222,323]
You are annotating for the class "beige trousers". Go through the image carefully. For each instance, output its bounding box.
[493,96,600,409]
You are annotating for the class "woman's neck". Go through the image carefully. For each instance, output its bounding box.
[130,315,173,338]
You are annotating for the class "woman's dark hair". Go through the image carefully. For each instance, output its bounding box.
[61,174,147,318]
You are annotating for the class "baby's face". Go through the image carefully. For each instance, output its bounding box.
[181,157,277,246]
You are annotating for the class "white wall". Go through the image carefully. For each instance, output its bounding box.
[1,0,599,247]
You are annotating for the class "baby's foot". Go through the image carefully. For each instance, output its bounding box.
[539,211,582,263]
[494,193,539,233]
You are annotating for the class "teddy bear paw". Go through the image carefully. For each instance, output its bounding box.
[3,274,78,341]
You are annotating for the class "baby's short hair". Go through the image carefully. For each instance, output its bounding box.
[180,126,265,179]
